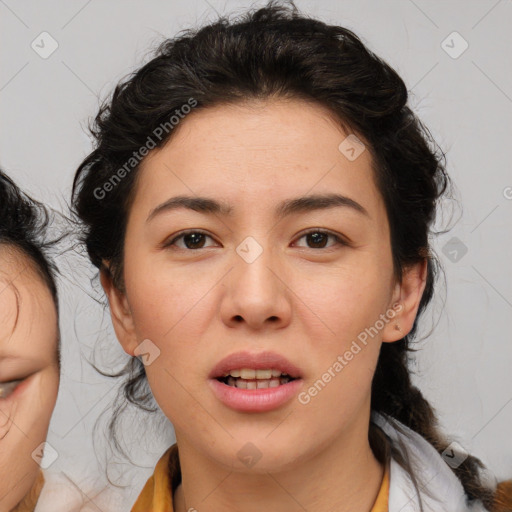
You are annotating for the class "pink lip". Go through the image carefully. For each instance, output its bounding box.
[208,350,303,413]
[209,378,303,412]
[208,350,302,379]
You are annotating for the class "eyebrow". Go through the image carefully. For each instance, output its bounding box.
[146,193,369,223]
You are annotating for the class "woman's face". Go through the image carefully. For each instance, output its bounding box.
[105,99,425,473]
[0,248,59,510]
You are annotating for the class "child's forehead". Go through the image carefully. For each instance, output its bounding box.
[0,246,57,338]
[0,248,40,296]
[0,288,58,366]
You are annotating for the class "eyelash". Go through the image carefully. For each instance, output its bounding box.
[0,379,22,400]
[164,228,348,251]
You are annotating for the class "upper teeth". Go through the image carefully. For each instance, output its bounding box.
[223,369,287,379]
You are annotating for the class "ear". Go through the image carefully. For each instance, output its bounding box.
[99,262,138,356]
[382,258,428,343]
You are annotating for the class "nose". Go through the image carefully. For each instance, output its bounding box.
[220,245,292,331]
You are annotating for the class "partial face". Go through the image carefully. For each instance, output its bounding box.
[0,248,59,510]
[110,99,408,472]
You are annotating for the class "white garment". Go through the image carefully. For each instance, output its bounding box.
[371,411,495,512]
[34,412,494,511]
[34,471,125,512]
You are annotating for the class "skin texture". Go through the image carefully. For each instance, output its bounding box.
[102,98,427,512]
[0,247,59,511]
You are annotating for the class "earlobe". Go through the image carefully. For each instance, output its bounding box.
[99,263,138,356]
[382,258,428,343]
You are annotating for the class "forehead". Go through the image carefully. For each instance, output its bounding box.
[0,246,58,357]
[136,99,383,217]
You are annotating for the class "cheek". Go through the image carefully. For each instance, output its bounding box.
[144,355,208,436]
[293,324,382,447]
[0,370,58,502]
[125,249,217,340]
[287,264,390,408]
[123,253,219,420]
[14,370,59,435]
[291,261,393,345]
[0,399,18,440]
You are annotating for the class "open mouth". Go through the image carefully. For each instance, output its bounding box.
[216,369,298,389]
[209,358,303,411]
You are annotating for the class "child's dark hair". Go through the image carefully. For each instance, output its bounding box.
[0,167,60,359]
[71,1,497,508]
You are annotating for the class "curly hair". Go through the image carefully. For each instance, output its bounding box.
[0,167,60,363]
[0,168,59,312]
[71,1,497,508]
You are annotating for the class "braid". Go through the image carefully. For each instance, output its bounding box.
[370,338,496,509]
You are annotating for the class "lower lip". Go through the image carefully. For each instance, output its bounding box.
[209,378,303,412]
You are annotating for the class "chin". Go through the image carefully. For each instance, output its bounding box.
[204,435,307,474]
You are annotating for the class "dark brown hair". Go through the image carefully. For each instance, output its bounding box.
[0,168,59,309]
[71,1,497,508]
[0,167,61,364]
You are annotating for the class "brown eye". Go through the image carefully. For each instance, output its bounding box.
[305,232,329,248]
[165,230,218,250]
[294,229,347,249]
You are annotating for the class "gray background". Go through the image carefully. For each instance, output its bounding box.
[1,0,511,509]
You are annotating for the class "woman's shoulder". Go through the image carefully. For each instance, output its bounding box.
[371,411,495,511]
[492,479,512,512]
[11,470,45,512]
[34,469,125,512]
[130,445,178,512]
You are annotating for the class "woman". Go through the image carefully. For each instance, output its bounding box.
[0,168,60,511]
[72,1,507,510]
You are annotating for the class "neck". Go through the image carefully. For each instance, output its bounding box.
[173,412,385,512]
[10,470,44,512]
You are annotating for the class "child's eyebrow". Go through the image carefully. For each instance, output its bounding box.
[146,193,370,223]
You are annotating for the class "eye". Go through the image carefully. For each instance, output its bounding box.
[293,229,348,249]
[164,230,219,250]
[0,380,22,400]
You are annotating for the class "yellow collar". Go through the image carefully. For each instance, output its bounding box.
[11,470,45,512]
[131,443,389,512]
